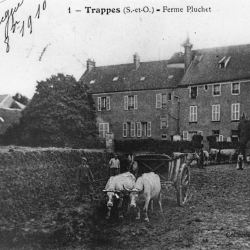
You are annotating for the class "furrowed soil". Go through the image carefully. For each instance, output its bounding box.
[2,164,250,250]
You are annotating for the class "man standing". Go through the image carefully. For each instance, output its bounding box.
[199,148,204,169]
[109,154,120,176]
[77,157,95,202]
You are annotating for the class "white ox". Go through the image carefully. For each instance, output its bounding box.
[220,149,238,163]
[103,172,136,220]
[125,172,163,222]
[209,148,219,163]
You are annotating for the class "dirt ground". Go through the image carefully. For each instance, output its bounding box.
[85,163,250,250]
[1,163,250,250]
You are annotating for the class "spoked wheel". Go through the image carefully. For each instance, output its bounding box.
[176,164,190,206]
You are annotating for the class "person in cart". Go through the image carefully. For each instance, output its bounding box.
[76,157,95,202]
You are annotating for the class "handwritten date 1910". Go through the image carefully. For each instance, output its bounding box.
[0,0,46,53]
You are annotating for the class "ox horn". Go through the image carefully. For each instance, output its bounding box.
[123,185,132,192]
[136,185,144,193]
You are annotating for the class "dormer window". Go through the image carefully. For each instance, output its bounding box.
[218,56,231,69]
[113,76,119,81]
[140,76,146,81]
[90,79,96,84]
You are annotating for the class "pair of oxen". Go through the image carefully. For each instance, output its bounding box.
[102,172,163,222]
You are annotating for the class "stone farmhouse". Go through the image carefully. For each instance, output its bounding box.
[177,39,250,148]
[80,39,250,149]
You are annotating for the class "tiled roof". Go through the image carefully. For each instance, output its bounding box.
[168,52,184,64]
[0,95,9,104]
[179,44,250,86]
[80,60,184,93]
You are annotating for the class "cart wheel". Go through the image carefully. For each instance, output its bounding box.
[176,164,190,206]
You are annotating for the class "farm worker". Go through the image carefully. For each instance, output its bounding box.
[108,154,120,176]
[217,149,221,164]
[199,148,204,169]
[236,152,244,170]
[77,157,95,202]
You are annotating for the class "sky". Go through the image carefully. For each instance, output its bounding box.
[1,0,250,98]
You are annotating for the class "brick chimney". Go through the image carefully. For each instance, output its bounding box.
[87,59,96,72]
[182,38,193,73]
[134,53,140,70]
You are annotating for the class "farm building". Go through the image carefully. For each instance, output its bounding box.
[0,95,26,135]
[80,55,184,141]
[177,39,250,148]
[80,38,250,148]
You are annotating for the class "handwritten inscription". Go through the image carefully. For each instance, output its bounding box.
[0,0,46,52]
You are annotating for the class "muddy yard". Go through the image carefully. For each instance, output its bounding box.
[1,163,250,250]
[86,164,250,250]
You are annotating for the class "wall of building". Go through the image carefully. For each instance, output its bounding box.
[92,88,179,140]
[177,80,250,148]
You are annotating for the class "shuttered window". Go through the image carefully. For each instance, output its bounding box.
[131,122,136,137]
[212,104,220,121]
[190,106,197,122]
[137,122,142,137]
[123,123,128,137]
[231,103,240,121]
[147,122,151,137]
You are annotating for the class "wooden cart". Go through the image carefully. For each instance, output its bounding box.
[133,153,190,206]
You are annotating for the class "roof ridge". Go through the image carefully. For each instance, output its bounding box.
[194,43,250,53]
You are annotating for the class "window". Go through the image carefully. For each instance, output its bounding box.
[231,103,240,121]
[232,82,240,95]
[90,79,96,84]
[156,93,167,108]
[218,56,231,69]
[183,131,188,141]
[213,84,221,96]
[124,95,138,110]
[212,104,220,121]
[204,85,208,91]
[136,122,151,137]
[137,122,142,137]
[198,131,203,136]
[99,123,109,138]
[123,122,136,137]
[161,134,167,140]
[190,87,198,99]
[98,97,110,111]
[140,76,146,81]
[212,130,220,142]
[190,106,197,122]
[231,130,239,142]
[160,116,168,129]
[168,93,172,101]
[218,135,224,142]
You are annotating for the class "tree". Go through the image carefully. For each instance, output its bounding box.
[5,74,98,147]
[238,116,250,158]
[191,134,203,150]
[12,93,29,105]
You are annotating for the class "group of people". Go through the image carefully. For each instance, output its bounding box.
[198,148,245,170]
[76,154,121,202]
